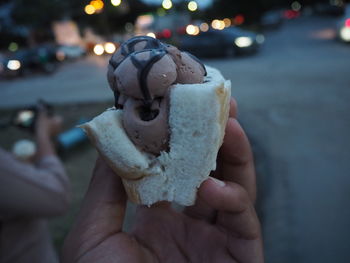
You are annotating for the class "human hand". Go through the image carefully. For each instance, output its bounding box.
[62,98,264,263]
[35,104,62,138]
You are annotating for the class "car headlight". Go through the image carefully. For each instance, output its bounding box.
[93,44,104,56]
[104,42,116,54]
[235,37,253,48]
[7,60,21,71]
[340,27,350,42]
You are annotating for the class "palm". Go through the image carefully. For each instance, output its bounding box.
[130,206,248,262]
[63,110,264,263]
[81,204,258,263]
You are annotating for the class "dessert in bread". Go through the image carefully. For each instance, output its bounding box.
[80,36,231,206]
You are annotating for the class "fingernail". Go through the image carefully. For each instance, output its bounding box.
[209,177,226,187]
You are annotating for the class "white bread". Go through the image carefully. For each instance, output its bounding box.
[80,66,231,206]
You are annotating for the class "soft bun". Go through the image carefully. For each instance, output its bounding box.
[80,66,231,206]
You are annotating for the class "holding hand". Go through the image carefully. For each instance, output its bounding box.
[62,99,264,263]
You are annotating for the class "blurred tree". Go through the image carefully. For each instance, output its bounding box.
[10,0,156,37]
[11,0,66,27]
[203,0,266,24]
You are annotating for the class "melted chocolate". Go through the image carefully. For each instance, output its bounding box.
[110,36,206,114]
[130,49,167,106]
[109,36,164,70]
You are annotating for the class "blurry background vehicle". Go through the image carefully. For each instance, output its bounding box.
[336,4,350,42]
[314,0,345,16]
[260,9,284,30]
[0,45,58,78]
[179,27,264,58]
[56,45,86,61]
[92,41,120,56]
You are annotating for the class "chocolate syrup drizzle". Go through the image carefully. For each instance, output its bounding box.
[109,36,206,111]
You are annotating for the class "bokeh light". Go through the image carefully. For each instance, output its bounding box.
[8,42,19,52]
[223,18,231,27]
[93,44,104,55]
[147,32,156,38]
[188,1,198,12]
[7,60,21,71]
[91,0,104,10]
[104,42,116,54]
[186,24,200,35]
[291,1,302,11]
[199,22,209,32]
[345,18,350,28]
[211,19,225,30]
[340,27,350,42]
[234,15,245,25]
[111,0,121,7]
[84,5,96,15]
[162,0,172,10]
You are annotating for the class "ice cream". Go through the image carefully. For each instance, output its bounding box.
[107,36,207,155]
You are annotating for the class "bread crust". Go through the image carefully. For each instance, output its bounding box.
[81,66,231,206]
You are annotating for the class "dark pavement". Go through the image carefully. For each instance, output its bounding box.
[205,16,350,263]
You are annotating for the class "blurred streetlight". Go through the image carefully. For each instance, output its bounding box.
[111,0,121,7]
[85,4,96,15]
[162,0,172,10]
[91,0,104,10]
[188,1,198,12]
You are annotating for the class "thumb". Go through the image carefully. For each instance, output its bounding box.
[63,157,127,261]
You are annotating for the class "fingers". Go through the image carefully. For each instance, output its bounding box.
[198,178,261,240]
[229,97,238,119]
[184,97,243,221]
[219,118,256,202]
[63,157,127,260]
[183,191,217,222]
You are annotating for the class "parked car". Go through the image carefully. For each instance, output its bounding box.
[56,45,86,61]
[179,27,264,58]
[260,10,284,30]
[0,45,58,78]
[314,0,345,16]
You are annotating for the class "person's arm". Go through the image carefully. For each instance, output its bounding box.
[0,110,70,219]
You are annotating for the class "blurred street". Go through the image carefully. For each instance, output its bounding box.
[1,15,350,262]
[210,16,350,263]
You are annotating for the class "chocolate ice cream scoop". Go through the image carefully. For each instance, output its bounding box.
[107,36,206,155]
[123,97,169,154]
[166,45,207,84]
[115,49,177,102]
[107,36,165,91]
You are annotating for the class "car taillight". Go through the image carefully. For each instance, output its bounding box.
[345,18,350,28]
[163,29,172,38]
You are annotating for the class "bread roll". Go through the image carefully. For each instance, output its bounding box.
[81,66,231,206]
